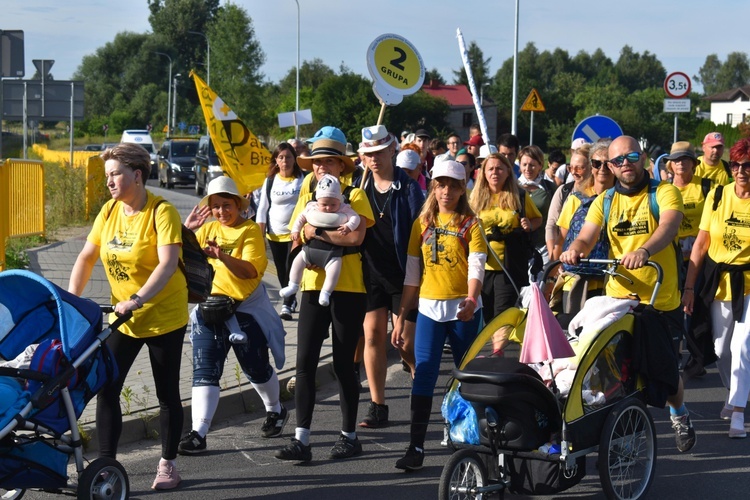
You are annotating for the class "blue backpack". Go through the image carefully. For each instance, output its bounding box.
[562,191,610,275]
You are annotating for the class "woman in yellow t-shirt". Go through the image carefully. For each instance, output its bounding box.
[68,143,187,490]
[274,127,375,463]
[177,176,288,455]
[665,141,711,268]
[683,138,750,439]
[555,142,614,313]
[470,153,541,325]
[392,160,487,471]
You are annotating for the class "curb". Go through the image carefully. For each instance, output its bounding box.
[79,358,337,453]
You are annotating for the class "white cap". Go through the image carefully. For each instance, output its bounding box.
[431,160,466,182]
[396,150,421,171]
[478,144,498,159]
[315,174,342,201]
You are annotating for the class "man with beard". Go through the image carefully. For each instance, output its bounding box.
[560,135,697,454]
[696,132,732,186]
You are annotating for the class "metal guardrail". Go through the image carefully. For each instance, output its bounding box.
[0,159,45,271]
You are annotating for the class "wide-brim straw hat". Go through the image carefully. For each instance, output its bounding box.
[200,176,250,211]
[296,138,356,174]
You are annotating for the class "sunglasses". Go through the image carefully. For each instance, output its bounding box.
[730,161,750,172]
[457,160,469,167]
[608,151,642,167]
[591,159,608,169]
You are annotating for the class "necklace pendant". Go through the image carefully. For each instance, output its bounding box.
[379,211,384,218]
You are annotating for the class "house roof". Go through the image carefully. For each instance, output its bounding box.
[421,81,481,107]
[705,85,750,102]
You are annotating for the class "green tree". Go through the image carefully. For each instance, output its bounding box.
[716,52,750,93]
[148,0,219,75]
[695,54,722,95]
[205,2,266,130]
[277,58,335,95]
[452,41,492,90]
[312,71,380,141]
[614,46,666,93]
[424,68,446,85]
[385,91,450,138]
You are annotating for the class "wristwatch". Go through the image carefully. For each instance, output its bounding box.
[130,293,144,309]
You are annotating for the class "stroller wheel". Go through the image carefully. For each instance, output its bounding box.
[0,489,24,499]
[77,457,129,500]
[598,396,656,500]
[439,449,489,500]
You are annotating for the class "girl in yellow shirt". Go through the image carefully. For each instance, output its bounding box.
[392,161,487,471]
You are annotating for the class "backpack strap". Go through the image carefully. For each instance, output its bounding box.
[700,177,712,199]
[721,159,733,179]
[264,173,277,232]
[603,181,661,226]
[104,200,118,221]
[560,181,574,205]
[712,184,724,211]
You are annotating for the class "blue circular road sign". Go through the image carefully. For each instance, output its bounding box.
[572,115,623,143]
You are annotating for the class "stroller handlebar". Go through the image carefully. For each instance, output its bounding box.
[543,259,664,306]
[99,306,133,331]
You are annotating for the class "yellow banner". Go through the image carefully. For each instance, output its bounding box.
[191,71,270,194]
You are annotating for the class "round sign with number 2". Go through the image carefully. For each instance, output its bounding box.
[367,34,425,105]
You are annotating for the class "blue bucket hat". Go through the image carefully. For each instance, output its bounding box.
[305,126,347,146]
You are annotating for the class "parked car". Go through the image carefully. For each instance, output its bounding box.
[193,135,225,195]
[84,144,103,151]
[157,138,199,189]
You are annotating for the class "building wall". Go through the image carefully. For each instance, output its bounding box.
[710,99,750,126]
[446,105,498,143]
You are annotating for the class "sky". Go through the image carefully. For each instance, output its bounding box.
[4,0,750,98]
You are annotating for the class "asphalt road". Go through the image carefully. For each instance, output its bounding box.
[20,347,750,499]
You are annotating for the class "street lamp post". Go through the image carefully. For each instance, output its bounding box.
[172,73,181,135]
[294,0,300,139]
[188,31,210,86]
[511,0,520,136]
[154,52,172,135]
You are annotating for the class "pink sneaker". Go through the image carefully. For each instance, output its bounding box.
[151,460,181,490]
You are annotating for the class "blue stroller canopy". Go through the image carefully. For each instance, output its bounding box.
[0,270,102,361]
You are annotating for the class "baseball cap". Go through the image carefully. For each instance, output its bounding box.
[396,150,421,171]
[571,138,588,150]
[431,160,466,182]
[414,129,431,139]
[464,135,484,147]
[702,132,724,147]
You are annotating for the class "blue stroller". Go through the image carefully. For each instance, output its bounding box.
[0,270,130,499]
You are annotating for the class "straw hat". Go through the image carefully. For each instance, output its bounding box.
[199,176,250,211]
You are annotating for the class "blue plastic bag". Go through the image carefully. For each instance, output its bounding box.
[441,385,480,445]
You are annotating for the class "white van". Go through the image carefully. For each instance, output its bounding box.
[121,129,158,178]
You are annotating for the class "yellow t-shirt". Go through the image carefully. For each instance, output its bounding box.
[700,183,750,300]
[196,219,267,301]
[88,192,188,338]
[290,183,375,293]
[407,214,487,300]
[695,158,731,186]
[477,194,541,271]
[585,182,683,311]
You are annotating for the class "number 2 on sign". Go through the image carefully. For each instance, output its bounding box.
[390,47,406,71]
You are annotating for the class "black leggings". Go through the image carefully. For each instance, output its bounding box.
[268,239,294,307]
[295,291,366,433]
[96,326,186,460]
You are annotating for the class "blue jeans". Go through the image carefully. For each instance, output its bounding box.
[412,311,482,397]
[192,310,273,386]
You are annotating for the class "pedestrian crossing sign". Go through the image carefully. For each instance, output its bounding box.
[521,88,546,112]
